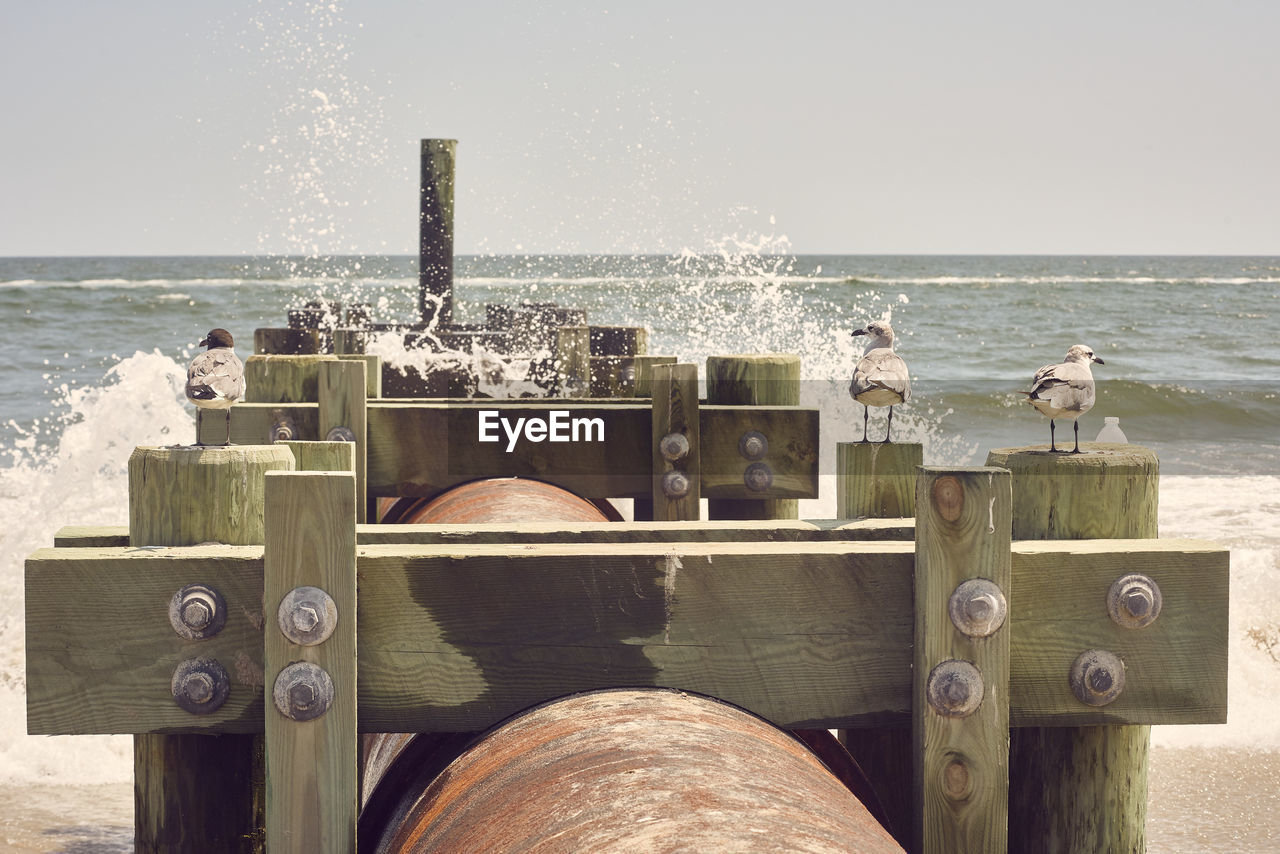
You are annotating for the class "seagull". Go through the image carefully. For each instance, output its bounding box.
[186,328,245,446]
[1019,344,1104,454]
[849,320,911,443]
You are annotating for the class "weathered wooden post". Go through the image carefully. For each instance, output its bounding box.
[914,466,1012,853]
[128,444,295,853]
[651,363,700,521]
[263,471,358,852]
[835,438,924,849]
[420,138,457,328]
[318,359,368,523]
[705,354,801,520]
[985,445,1158,854]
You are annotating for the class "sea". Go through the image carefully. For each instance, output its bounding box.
[1,253,1277,851]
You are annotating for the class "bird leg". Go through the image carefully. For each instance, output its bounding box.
[223,411,232,447]
[1049,419,1060,453]
[860,406,871,443]
[882,406,894,444]
[1070,419,1082,454]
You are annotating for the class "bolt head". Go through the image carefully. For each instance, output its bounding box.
[292,605,320,634]
[966,593,997,623]
[181,672,215,704]
[1122,586,1153,618]
[181,599,213,630]
[288,680,318,711]
[661,470,690,499]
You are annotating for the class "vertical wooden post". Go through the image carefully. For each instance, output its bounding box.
[128,445,295,853]
[555,325,590,397]
[263,471,358,853]
[838,442,924,518]
[318,360,368,523]
[420,138,457,328]
[704,354,801,520]
[986,445,1158,854]
[651,363,700,521]
[633,355,678,398]
[835,439,924,850]
[914,466,1012,854]
[277,441,355,475]
[337,353,383,400]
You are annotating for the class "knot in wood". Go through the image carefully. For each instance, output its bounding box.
[930,475,964,523]
[942,757,974,801]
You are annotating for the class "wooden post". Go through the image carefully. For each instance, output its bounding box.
[337,353,383,400]
[263,471,358,852]
[555,325,590,396]
[420,138,457,328]
[277,441,354,475]
[651,363,700,521]
[835,439,924,850]
[837,442,924,519]
[986,445,1158,854]
[633,355,678,398]
[128,445,295,853]
[318,360,368,523]
[914,466,1012,854]
[243,355,339,403]
[705,354,800,520]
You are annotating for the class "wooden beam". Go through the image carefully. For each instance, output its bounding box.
[913,467,1011,854]
[25,538,1226,736]
[263,472,358,852]
[318,360,367,522]
[276,440,354,475]
[837,442,923,519]
[243,355,339,403]
[651,363,700,520]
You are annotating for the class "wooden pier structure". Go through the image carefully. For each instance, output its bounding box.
[24,141,1229,853]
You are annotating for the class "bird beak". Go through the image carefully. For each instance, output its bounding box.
[198,337,210,348]
[1092,355,1105,365]
[852,328,868,337]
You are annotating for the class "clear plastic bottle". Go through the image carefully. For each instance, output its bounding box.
[1095,416,1128,443]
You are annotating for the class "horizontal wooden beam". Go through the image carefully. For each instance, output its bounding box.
[26,538,1226,736]
[226,401,819,500]
[51,518,916,550]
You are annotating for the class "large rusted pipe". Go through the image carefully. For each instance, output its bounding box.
[377,477,620,524]
[365,689,904,853]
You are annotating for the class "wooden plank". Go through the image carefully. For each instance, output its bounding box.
[336,353,382,399]
[263,472,358,852]
[651,363,700,520]
[633,355,677,397]
[277,440,354,474]
[837,442,923,519]
[254,328,321,355]
[913,467,1011,854]
[318,360,368,523]
[554,325,590,396]
[53,524,130,548]
[237,401,819,500]
[243,355,339,403]
[24,538,1227,736]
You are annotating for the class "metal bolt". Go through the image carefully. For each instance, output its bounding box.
[1107,573,1163,629]
[269,410,296,443]
[168,583,227,640]
[273,662,334,722]
[743,462,774,493]
[277,586,338,646]
[1069,649,1126,706]
[948,578,1008,638]
[326,426,356,443]
[738,431,769,461]
[659,432,690,463]
[171,658,230,715]
[926,659,984,717]
[661,470,691,499]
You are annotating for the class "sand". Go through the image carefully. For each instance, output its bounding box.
[0,746,1274,852]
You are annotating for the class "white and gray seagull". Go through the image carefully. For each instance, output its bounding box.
[849,320,911,443]
[1019,344,1104,454]
[185,328,245,446]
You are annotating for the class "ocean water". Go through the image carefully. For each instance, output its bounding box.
[1,254,1278,845]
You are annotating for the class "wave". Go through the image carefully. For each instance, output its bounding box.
[844,275,1280,287]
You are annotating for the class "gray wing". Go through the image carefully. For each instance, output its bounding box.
[1029,362,1094,411]
[850,349,911,401]
[187,350,246,401]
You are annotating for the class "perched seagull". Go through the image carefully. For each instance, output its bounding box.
[186,328,245,446]
[849,320,911,443]
[1019,344,1104,454]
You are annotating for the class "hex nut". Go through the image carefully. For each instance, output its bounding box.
[738,431,769,461]
[743,462,774,493]
[273,662,335,722]
[171,658,230,715]
[948,578,1008,638]
[926,659,984,717]
[168,584,227,640]
[661,470,691,499]
[277,586,338,646]
[659,432,690,463]
[1107,573,1163,629]
[1069,648,1126,707]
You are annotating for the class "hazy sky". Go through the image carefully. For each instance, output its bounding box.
[3,1,1278,256]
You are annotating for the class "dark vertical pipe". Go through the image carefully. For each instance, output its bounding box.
[419,139,456,328]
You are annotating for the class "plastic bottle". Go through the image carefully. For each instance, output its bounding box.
[1095,416,1128,443]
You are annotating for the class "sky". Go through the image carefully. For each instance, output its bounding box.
[2,0,1278,256]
